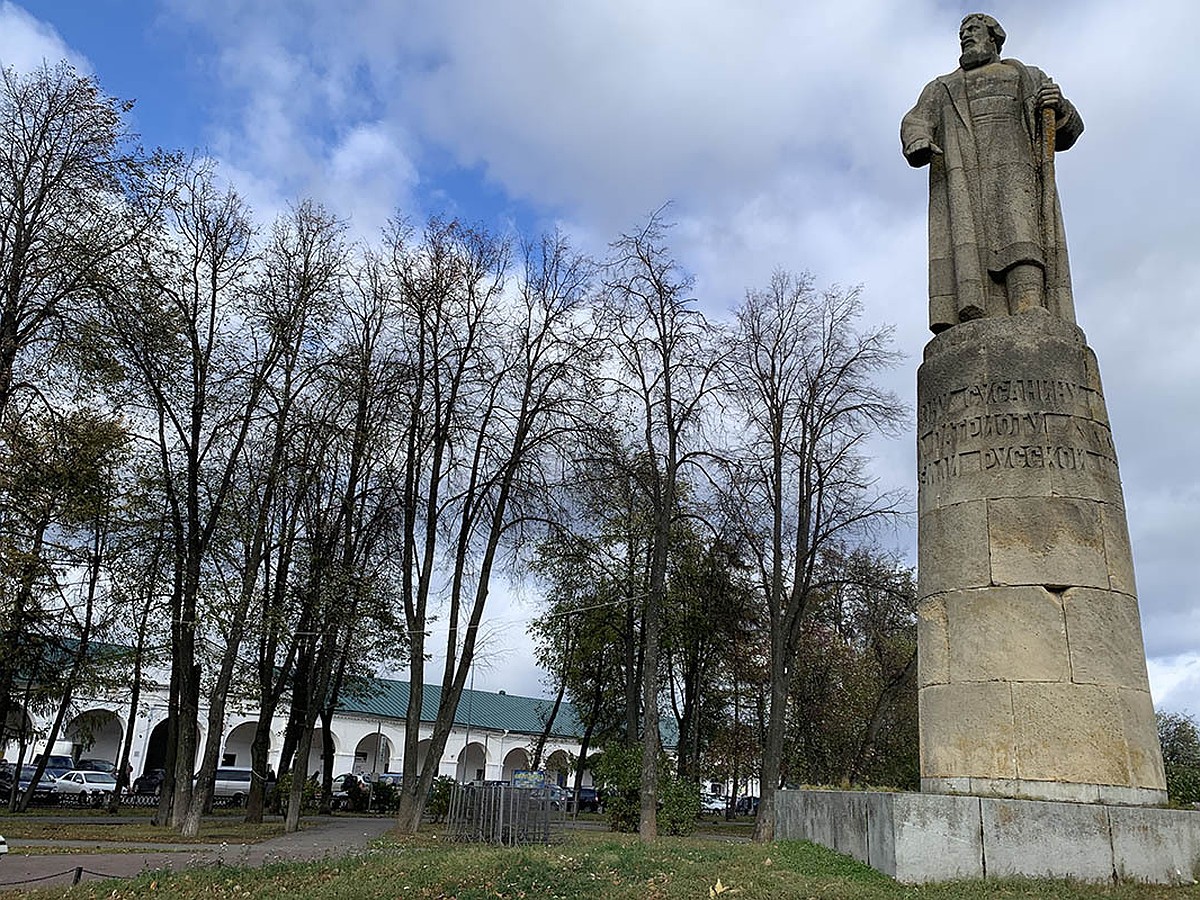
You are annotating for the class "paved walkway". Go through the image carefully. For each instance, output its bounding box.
[0,815,396,893]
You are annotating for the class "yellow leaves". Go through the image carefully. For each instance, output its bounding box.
[709,878,728,896]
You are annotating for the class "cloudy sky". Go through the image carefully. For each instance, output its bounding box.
[6,0,1198,712]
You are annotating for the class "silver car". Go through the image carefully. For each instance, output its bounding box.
[53,770,118,805]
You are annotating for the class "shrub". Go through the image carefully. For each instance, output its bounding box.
[273,771,319,813]
[371,779,399,811]
[1159,711,1200,805]
[592,742,698,835]
[427,775,454,822]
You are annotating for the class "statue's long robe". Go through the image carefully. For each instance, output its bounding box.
[901,59,1083,333]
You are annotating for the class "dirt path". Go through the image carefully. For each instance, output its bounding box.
[0,815,395,894]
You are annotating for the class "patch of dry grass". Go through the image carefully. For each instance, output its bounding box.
[7,831,1200,900]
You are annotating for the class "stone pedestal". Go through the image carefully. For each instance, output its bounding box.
[916,313,1166,803]
[775,789,1200,884]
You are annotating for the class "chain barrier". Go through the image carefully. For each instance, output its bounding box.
[0,863,126,887]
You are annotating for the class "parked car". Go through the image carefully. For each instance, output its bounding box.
[212,768,256,806]
[54,770,118,805]
[700,794,727,814]
[0,764,58,803]
[75,758,117,774]
[331,772,369,811]
[575,786,601,813]
[532,783,570,810]
[133,768,165,795]
[0,833,7,856]
[34,755,75,779]
[735,795,759,817]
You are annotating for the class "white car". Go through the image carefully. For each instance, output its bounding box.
[700,795,727,813]
[53,770,118,805]
[0,833,7,855]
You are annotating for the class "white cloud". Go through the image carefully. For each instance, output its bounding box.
[0,1,89,73]
[19,0,1200,706]
[1149,654,1200,716]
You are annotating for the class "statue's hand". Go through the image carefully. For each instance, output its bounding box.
[905,137,943,167]
[1036,82,1063,113]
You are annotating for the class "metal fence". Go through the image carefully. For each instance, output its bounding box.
[446,783,565,845]
[8,791,249,810]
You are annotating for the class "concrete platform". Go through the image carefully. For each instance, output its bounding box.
[775,789,1200,884]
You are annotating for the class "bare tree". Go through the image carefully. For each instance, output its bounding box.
[393,223,597,833]
[721,272,903,842]
[180,201,347,836]
[1,410,128,812]
[0,63,151,423]
[0,63,152,736]
[104,159,269,828]
[600,211,718,841]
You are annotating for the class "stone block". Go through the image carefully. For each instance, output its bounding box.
[917,500,989,597]
[916,597,949,687]
[776,788,1200,884]
[1046,424,1125,507]
[1101,504,1138,594]
[1011,682,1130,785]
[781,789,870,861]
[824,791,871,861]
[1109,806,1200,883]
[1099,783,1169,806]
[920,683,1015,779]
[1063,587,1150,689]
[944,586,1068,683]
[1082,346,1111,428]
[988,496,1109,589]
[1120,687,1168,790]
[890,793,984,882]
[921,776,971,795]
[774,789,984,882]
[973,777,1101,803]
[980,797,1114,880]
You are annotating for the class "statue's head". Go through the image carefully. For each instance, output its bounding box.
[959,13,1004,69]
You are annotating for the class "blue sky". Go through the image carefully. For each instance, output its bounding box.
[4,1,1200,711]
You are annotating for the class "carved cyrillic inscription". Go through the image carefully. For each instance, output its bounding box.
[918,378,1095,430]
[917,378,1117,486]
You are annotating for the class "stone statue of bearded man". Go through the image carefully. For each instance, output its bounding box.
[902,13,1084,333]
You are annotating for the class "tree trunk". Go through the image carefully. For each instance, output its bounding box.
[285,718,317,834]
[845,650,917,784]
[107,651,144,813]
[318,709,336,815]
[753,640,789,843]
[531,676,567,770]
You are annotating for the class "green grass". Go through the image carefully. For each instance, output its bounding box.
[7,831,1200,900]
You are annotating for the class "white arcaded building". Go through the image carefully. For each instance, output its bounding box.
[2,674,592,788]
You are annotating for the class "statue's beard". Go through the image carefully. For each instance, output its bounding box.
[960,43,997,70]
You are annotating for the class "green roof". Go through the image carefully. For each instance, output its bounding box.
[337,676,586,738]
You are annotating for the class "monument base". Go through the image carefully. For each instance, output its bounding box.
[775,789,1200,884]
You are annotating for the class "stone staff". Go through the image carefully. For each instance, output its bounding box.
[1036,105,1057,315]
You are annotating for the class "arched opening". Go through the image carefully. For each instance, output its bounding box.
[304,728,338,778]
[545,749,570,787]
[222,722,260,768]
[0,708,34,760]
[354,732,391,775]
[65,708,124,765]
[415,739,431,776]
[456,741,487,783]
[142,719,201,776]
[143,720,169,773]
[501,747,530,782]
